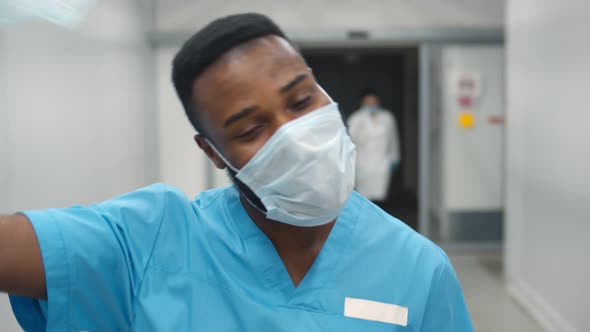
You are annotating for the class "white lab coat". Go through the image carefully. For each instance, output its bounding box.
[347,109,400,201]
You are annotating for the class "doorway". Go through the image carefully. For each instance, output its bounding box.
[302,48,420,230]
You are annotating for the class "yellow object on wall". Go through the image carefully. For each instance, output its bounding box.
[458,111,475,129]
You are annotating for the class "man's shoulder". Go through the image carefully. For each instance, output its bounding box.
[349,191,413,234]
[127,182,187,200]
[140,185,236,267]
[133,183,232,207]
[114,184,235,226]
[192,185,236,208]
[159,185,238,225]
[350,192,445,266]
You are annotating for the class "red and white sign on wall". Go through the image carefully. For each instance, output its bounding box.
[450,71,482,109]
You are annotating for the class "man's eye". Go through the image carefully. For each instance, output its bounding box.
[236,126,262,140]
[292,96,312,111]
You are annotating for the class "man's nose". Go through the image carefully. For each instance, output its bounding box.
[272,107,300,131]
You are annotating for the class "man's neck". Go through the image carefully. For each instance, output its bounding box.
[239,193,335,286]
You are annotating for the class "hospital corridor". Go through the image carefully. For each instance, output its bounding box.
[0,0,588,331]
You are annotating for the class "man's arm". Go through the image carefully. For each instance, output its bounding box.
[0,214,46,299]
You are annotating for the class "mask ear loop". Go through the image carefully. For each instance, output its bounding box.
[204,138,239,173]
[238,187,268,215]
[205,138,268,215]
[317,84,335,103]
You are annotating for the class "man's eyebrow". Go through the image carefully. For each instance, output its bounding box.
[223,106,257,128]
[279,73,309,94]
[222,74,309,128]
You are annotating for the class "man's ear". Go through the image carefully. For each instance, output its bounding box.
[194,134,226,169]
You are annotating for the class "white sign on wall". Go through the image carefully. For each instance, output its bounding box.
[450,71,483,108]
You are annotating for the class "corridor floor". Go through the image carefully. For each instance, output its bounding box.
[450,254,543,332]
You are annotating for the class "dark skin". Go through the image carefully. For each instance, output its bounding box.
[193,35,335,287]
[0,35,333,300]
[0,214,46,299]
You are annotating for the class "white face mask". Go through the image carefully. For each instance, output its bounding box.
[208,102,356,227]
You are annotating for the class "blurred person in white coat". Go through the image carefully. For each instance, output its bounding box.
[347,89,400,205]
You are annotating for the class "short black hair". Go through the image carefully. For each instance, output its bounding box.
[360,87,379,100]
[172,13,290,133]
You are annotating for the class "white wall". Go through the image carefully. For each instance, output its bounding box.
[0,33,10,213]
[0,1,155,330]
[156,47,205,197]
[441,46,505,211]
[505,0,590,331]
[0,26,21,332]
[155,47,231,199]
[428,45,505,241]
[155,0,504,33]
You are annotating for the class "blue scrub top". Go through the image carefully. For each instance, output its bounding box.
[10,184,473,331]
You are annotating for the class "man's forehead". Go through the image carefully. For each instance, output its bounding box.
[222,36,298,64]
[192,36,308,130]
[197,36,301,84]
[194,36,305,102]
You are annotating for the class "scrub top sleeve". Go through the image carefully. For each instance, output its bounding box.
[420,252,474,332]
[9,183,171,331]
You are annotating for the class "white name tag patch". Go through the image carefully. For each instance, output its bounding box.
[344,297,408,326]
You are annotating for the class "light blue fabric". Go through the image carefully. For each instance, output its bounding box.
[10,184,473,331]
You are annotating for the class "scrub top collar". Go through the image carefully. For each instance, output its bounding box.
[225,187,363,304]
